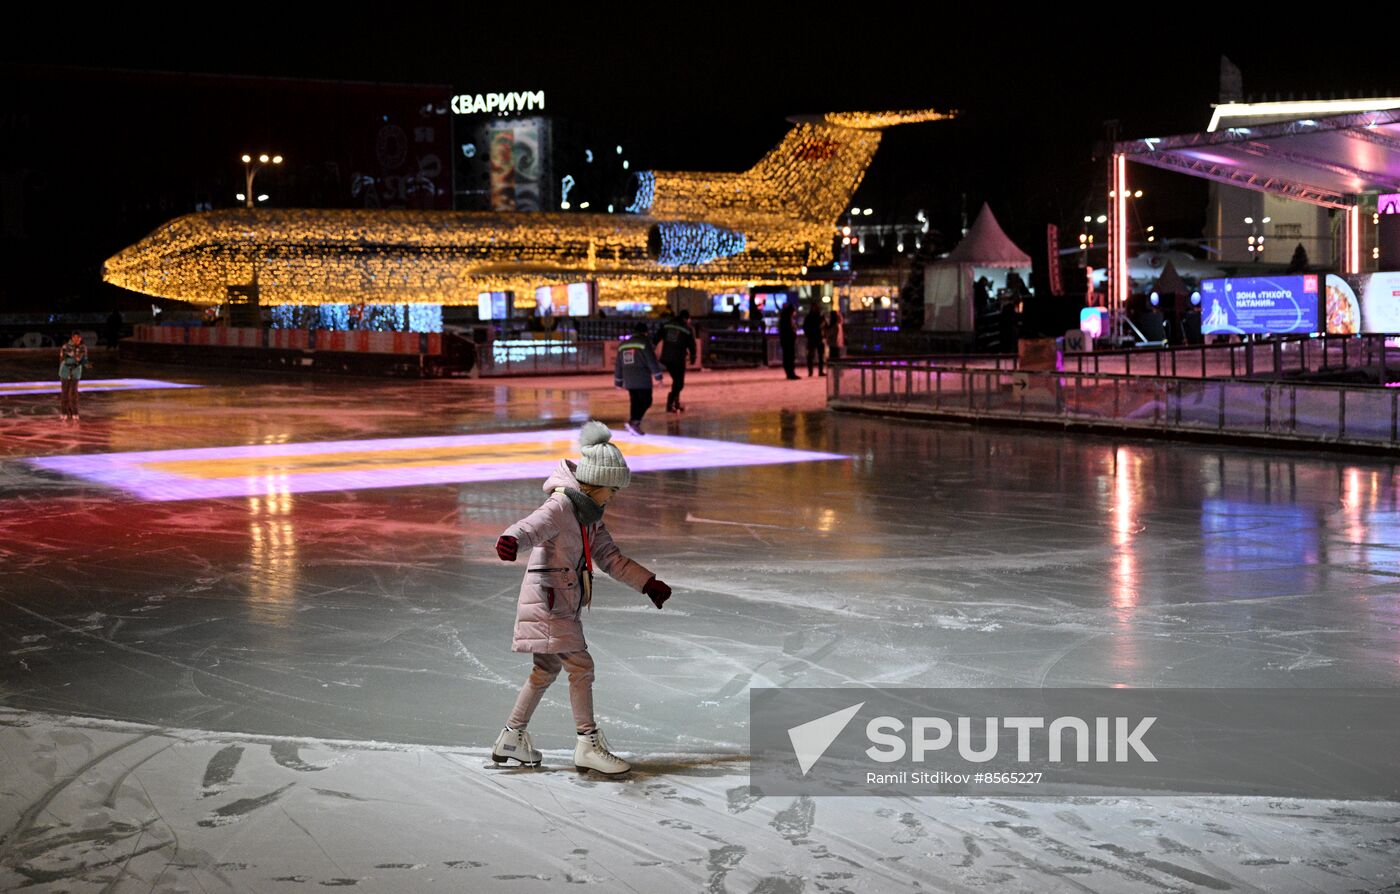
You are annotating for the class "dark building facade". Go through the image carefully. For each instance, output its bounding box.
[0,65,452,312]
[448,87,637,216]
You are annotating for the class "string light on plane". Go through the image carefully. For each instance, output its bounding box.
[104,110,956,308]
[625,171,655,213]
[648,222,747,266]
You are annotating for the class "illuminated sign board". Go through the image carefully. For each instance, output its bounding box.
[532,283,593,317]
[1360,272,1400,332]
[1199,275,1319,335]
[451,91,545,115]
[567,282,593,317]
[753,292,792,315]
[1325,274,1361,334]
[477,291,511,321]
[1324,272,1400,334]
[1080,307,1108,339]
[712,293,747,314]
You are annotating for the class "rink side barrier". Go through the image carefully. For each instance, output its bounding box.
[122,325,473,377]
[848,333,1392,382]
[1061,332,1393,382]
[827,359,1400,454]
[123,325,721,378]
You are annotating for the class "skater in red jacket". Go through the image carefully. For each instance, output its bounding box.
[492,421,673,774]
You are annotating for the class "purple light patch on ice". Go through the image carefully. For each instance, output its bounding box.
[0,378,201,396]
[26,430,846,502]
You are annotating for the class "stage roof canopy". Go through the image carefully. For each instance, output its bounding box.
[1115,101,1400,208]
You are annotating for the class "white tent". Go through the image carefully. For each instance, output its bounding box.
[924,204,1033,333]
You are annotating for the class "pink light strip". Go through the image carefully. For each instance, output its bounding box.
[0,378,201,397]
[1113,154,1129,311]
[26,430,847,502]
[1347,205,1361,274]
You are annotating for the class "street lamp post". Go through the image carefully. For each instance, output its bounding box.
[240,153,283,208]
[1244,215,1271,261]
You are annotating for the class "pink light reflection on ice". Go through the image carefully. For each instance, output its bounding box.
[1111,447,1140,611]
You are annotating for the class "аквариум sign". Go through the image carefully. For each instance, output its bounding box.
[450,91,545,115]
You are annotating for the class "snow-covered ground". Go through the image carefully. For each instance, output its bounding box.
[2,354,1398,891]
[4,710,1399,892]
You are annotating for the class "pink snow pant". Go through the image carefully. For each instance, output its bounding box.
[507,650,596,733]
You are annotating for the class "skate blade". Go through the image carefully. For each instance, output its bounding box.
[574,765,630,777]
[486,757,542,769]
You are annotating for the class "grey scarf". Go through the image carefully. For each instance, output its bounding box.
[556,487,605,525]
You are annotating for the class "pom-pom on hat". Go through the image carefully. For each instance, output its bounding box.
[576,421,630,489]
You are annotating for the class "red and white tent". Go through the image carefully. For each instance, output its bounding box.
[924,204,1033,333]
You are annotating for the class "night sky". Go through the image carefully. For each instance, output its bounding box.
[9,19,1400,295]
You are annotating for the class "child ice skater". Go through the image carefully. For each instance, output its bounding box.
[492,421,673,775]
[58,331,89,421]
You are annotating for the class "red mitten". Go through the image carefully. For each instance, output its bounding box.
[643,577,672,609]
[496,535,518,562]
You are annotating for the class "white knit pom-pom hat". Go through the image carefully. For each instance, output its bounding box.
[575,420,630,489]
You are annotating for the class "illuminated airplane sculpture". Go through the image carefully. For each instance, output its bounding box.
[102,110,954,308]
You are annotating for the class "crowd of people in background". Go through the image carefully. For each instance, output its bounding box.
[778,303,843,380]
[61,299,845,424]
[613,301,846,433]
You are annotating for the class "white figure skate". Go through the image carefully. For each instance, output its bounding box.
[574,729,631,775]
[491,727,542,767]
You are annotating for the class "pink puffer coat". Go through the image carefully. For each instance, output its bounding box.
[502,459,655,653]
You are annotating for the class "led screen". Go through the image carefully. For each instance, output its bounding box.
[1199,275,1319,335]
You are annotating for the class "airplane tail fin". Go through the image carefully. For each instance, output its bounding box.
[631,109,954,226]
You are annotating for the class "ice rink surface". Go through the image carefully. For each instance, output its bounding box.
[2,354,1398,891]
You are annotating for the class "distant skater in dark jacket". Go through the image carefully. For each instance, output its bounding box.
[778,303,799,380]
[614,322,665,435]
[658,310,698,413]
[802,305,827,377]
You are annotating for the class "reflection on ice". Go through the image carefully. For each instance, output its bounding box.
[1111,446,1139,611]
[248,483,298,621]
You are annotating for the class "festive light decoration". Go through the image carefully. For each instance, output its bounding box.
[409,303,442,332]
[648,222,747,266]
[104,109,954,307]
[821,109,957,130]
[268,303,442,332]
[28,430,845,502]
[625,171,655,213]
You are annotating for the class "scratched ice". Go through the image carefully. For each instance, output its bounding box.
[1,354,1397,891]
